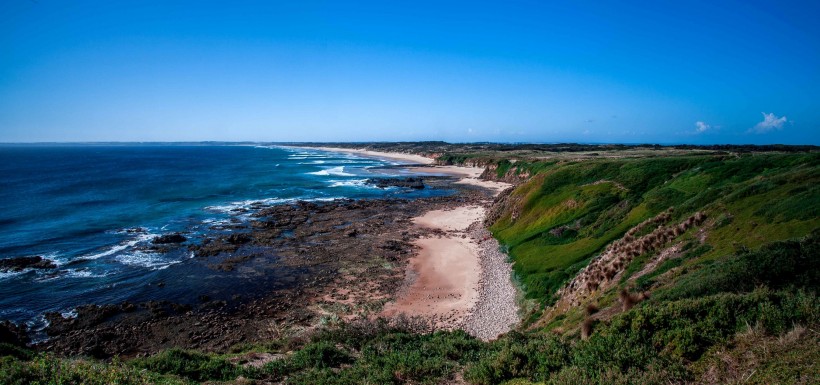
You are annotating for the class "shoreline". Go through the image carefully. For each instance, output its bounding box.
[307,146,436,165]
[325,146,519,339]
[296,145,520,339]
[380,206,484,329]
[21,146,519,356]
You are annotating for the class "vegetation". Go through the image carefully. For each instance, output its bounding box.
[2,149,817,384]
[489,153,819,306]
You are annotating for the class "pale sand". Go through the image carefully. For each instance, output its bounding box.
[297,146,517,332]
[411,165,511,196]
[381,206,485,328]
[298,146,513,195]
[412,165,484,178]
[455,178,512,195]
[413,206,485,232]
[311,146,435,165]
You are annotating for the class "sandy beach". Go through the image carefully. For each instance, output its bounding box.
[378,158,519,338]
[381,206,484,328]
[307,146,512,194]
[312,146,436,165]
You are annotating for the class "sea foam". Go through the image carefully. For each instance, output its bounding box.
[78,233,155,261]
[308,166,355,177]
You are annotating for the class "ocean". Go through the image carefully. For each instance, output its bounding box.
[0,144,447,333]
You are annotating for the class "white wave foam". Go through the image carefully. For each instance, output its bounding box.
[202,218,234,226]
[206,196,344,217]
[308,166,355,177]
[61,309,78,319]
[79,233,155,261]
[115,251,181,270]
[64,269,109,279]
[328,179,371,188]
[35,268,112,282]
[205,197,290,214]
[0,270,24,280]
[26,314,49,333]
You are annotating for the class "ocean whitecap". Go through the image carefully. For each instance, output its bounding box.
[115,251,181,270]
[328,179,372,188]
[78,233,155,261]
[308,166,355,177]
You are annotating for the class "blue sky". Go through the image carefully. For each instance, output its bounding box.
[1,1,818,144]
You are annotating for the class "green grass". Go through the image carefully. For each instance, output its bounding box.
[490,153,820,304]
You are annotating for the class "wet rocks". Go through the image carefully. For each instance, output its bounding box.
[226,233,252,245]
[33,181,495,358]
[152,233,187,244]
[44,304,124,336]
[0,255,56,272]
[0,320,29,346]
[367,177,425,189]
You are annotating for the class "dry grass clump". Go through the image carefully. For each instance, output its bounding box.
[618,288,650,311]
[558,210,707,306]
[580,318,594,340]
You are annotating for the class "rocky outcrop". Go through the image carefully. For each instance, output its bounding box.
[366,177,425,189]
[0,256,56,272]
[0,320,29,346]
[152,233,187,244]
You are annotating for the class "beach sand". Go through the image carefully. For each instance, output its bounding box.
[312,146,436,165]
[303,145,519,337]
[381,206,485,328]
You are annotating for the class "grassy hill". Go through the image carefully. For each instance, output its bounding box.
[2,149,818,384]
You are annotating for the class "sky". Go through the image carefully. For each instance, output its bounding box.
[1,1,818,144]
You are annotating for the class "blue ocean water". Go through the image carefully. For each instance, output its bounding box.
[0,144,445,330]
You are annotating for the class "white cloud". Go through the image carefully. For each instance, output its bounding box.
[752,112,787,133]
[695,121,711,133]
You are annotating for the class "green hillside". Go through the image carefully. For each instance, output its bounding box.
[489,153,819,309]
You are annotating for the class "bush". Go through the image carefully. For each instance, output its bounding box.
[129,348,238,382]
[609,289,819,360]
[464,332,570,384]
[659,233,819,301]
[0,355,190,385]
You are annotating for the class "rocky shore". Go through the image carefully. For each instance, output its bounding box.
[463,223,520,340]
[2,158,523,358]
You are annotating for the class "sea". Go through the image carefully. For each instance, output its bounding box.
[0,144,447,335]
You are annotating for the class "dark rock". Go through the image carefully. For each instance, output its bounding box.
[152,233,187,244]
[226,233,252,245]
[366,177,425,189]
[44,304,122,336]
[0,255,56,272]
[0,320,29,346]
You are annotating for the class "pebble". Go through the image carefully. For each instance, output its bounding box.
[462,224,520,341]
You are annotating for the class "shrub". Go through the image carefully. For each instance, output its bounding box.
[463,333,570,384]
[0,355,190,385]
[608,288,819,360]
[129,348,238,382]
[658,233,819,301]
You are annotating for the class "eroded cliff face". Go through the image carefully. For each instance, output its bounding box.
[479,163,532,184]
